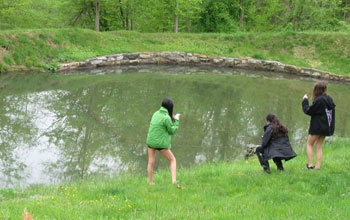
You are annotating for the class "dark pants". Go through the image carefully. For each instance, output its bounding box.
[256,146,284,171]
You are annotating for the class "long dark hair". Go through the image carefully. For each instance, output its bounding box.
[312,81,327,102]
[266,114,288,138]
[161,98,174,121]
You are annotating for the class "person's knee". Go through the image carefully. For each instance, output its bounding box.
[256,146,263,154]
[169,156,176,164]
[148,158,156,166]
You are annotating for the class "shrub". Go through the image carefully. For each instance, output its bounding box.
[0,35,9,47]
[45,63,61,72]
[3,55,13,65]
[252,53,266,60]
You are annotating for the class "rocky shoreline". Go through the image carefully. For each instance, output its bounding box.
[59,52,350,82]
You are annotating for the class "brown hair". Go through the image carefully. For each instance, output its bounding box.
[266,114,288,138]
[312,81,327,102]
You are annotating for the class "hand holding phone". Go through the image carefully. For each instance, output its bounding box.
[303,94,308,99]
[174,113,181,120]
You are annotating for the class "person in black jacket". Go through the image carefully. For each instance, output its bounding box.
[256,114,297,173]
[302,81,335,170]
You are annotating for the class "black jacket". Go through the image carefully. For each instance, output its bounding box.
[302,95,336,136]
[261,124,297,161]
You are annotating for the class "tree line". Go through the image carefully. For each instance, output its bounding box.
[1,0,350,32]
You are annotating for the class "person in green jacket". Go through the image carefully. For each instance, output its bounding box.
[146,98,180,185]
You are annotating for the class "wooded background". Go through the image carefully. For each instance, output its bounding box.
[1,0,350,32]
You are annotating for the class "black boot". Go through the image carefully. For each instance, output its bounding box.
[273,158,284,171]
[256,146,271,174]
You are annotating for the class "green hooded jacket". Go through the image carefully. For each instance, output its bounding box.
[146,107,179,149]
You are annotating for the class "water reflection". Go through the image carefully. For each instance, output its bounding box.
[0,65,349,188]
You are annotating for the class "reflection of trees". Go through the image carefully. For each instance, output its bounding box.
[0,93,39,187]
[42,75,348,180]
[42,86,122,181]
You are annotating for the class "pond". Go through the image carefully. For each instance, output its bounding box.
[0,64,349,188]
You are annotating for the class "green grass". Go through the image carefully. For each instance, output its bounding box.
[1,138,349,219]
[1,29,350,76]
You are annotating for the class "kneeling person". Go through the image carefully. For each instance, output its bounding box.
[256,114,297,173]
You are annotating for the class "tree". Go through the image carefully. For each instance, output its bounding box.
[174,0,179,33]
[95,0,100,31]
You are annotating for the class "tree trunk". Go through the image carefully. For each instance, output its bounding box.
[95,0,100,31]
[119,0,125,29]
[174,0,178,33]
[240,0,244,29]
[131,17,133,30]
[126,11,129,30]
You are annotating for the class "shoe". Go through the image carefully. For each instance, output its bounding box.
[264,168,271,174]
[304,164,314,170]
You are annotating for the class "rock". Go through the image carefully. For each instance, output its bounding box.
[312,72,321,77]
[79,62,96,68]
[223,58,234,66]
[129,60,139,64]
[248,59,262,64]
[96,56,107,60]
[140,53,151,59]
[199,58,210,63]
[123,53,139,60]
[245,144,259,159]
[56,52,349,83]
[115,55,124,61]
[90,59,103,65]
[213,58,224,64]
[189,56,199,63]
[160,52,175,57]
[233,59,241,65]
[107,57,116,62]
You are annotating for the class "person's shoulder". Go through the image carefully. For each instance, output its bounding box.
[264,124,273,131]
[325,95,335,102]
[317,95,335,106]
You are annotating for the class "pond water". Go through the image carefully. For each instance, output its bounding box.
[0,65,349,188]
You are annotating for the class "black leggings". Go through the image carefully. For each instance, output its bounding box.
[256,146,283,170]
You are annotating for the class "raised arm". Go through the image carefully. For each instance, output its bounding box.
[164,117,179,135]
[302,98,321,116]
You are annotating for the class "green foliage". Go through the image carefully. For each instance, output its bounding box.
[3,54,13,65]
[45,63,61,72]
[0,29,350,76]
[0,35,9,47]
[0,63,3,73]
[1,0,349,32]
[252,53,266,60]
[199,0,240,32]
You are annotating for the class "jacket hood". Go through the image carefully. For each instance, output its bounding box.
[160,106,169,113]
[318,95,336,109]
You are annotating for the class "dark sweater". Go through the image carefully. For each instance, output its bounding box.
[302,95,336,136]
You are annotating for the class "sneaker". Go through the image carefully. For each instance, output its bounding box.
[304,164,314,170]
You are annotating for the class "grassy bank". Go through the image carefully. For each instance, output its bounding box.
[0,28,350,76]
[0,138,349,219]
